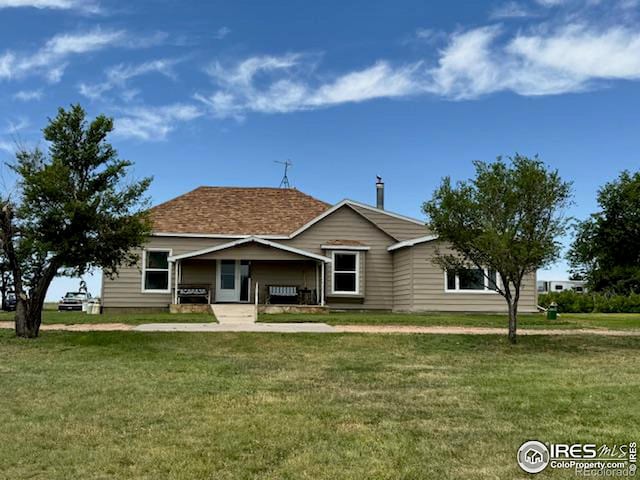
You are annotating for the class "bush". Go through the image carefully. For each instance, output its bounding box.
[539,291,640,313]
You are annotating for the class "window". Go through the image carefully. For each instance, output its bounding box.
[332,251,359,294]
[142,249,171,293]
[219,260,236,289]
[445,267,498,293]
[555,285,563,291]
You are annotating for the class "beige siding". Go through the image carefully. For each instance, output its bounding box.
[392,247,413,311]
[252,261,317,303]
[350,204,430,241]
[403,241,538,313]
[102,237,228,308]
[287,205,395,309]
[181,259,216,299]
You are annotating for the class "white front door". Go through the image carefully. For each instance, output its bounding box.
[216,260,240,302]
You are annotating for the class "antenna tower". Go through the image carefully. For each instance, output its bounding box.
[275,159,293,188]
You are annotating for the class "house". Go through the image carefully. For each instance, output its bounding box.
[525,448,544,465]
[101,179,538,313]
[537,280,587,294]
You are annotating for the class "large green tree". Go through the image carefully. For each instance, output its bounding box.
[423,155,572,343]
[0,105,152,338]
[568,170,640,294]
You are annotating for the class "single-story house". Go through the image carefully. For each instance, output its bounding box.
[101,180,537,313]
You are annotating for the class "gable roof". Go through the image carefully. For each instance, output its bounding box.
[349,203,430,241]
[150,187,330,236]
[168,236,331,263]
[287,199,425,240]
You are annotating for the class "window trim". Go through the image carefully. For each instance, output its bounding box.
[444,267,500,294]
[331,250,360,295]
[141,248,173,294]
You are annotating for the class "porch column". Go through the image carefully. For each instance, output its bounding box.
[173,259,180,304]
[320,261,326,306]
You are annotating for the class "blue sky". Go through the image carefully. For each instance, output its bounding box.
[0,0,639,300]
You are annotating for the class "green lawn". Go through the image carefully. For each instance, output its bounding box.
[259,311,640,330]
[0,331,638,479]
[0,310,216,325]
[2,309,639,331]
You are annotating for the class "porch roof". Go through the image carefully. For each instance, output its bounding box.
[168,236,332,263]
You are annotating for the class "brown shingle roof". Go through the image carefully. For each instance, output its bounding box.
[150,187,330,236]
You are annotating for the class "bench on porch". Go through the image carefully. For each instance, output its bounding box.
[176,284,211,304]
[265,285,316,305]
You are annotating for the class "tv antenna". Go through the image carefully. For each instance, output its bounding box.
[275,159,293,188]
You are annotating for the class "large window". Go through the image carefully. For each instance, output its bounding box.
[142,249,171,293]
[332,251,359,294]
[445,267,498,293]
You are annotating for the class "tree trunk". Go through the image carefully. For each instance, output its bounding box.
[0,269,6,310]
[507,300,518,344]
[13,263,57,338]
[15,297,42,338]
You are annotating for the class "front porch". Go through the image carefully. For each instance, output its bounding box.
[169,303,329,315]
[168,237,331,311]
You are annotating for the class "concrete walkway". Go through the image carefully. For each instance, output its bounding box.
[134,322,336,333]
[1,321,639,336]
[210,304,257,324]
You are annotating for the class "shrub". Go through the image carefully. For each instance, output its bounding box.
[539,291,640,313]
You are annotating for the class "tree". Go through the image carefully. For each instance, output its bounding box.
[568,170,640,294]
[0,105,152,338]
[423,155,572,343]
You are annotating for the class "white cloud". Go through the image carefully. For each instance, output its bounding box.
[490,1,537,19]
[425,26,507,99]
[0,0,100,13]
[426,23,640,98]
[309,62,420,106]
[534,0,567,6]
[195,54,421,119]
[0,28,124,82]
[79,58,179,100]
[0,139,15,155]
[114,104,202,141]
[195,19,640,117]
[508,24,640,80]
[214,26,231,40]
[5,117,29,134]
[0,28,166,83]
[13,89,43,101]
[416,28,436,39]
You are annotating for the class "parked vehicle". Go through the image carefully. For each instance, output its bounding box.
[2,292,17,311]
[58,291,92,311]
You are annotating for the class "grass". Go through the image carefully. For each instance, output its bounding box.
[0,310,216,325]
[0,330,638,479]
[259,311,640,330]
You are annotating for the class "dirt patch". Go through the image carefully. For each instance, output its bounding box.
[0,321,133,332]
[333,325,640,336]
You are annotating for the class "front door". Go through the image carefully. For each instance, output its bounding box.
[216,260,240,302]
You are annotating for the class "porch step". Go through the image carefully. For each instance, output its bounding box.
[210,304,257,324]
